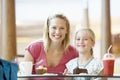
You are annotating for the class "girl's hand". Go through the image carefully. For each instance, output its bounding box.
[63,68,72,75]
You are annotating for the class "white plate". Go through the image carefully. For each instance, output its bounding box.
[42,73,58,76]
[114,74,120,76]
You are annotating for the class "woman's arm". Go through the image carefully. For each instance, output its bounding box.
[24,51,34,63]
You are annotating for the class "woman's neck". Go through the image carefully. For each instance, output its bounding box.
[49,42,63,51]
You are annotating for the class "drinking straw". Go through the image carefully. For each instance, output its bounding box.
[107,45,112,54]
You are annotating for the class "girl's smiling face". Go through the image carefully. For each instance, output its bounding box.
[75,30,95,54]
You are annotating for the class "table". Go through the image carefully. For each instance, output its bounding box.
[18,74,120,80]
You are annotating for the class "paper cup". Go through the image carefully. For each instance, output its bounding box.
[19,61,33,75]
[103,53,115,76]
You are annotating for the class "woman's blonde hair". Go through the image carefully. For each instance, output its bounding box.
[43,13,70,53]
[75,27,95,55]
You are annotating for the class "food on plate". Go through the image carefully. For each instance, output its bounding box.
[73,67,88,74]
[36,66,47,74]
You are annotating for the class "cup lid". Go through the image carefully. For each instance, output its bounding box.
[103,53,115,60]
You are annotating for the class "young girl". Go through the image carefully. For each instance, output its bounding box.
[65,28,104,80]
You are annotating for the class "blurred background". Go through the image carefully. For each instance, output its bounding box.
[15,0,120,58]
[0,0,120,74]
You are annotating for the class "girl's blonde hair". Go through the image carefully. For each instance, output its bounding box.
[43,13,70,53]
[75,27,95,55]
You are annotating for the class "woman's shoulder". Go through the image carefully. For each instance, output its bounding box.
[67,45,77,52]
[27,39,43,47]
[68,45,75,49]
[66,45,78,57]
[26,39,44,59]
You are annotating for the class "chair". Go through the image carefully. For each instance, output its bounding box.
[0,59,18,80]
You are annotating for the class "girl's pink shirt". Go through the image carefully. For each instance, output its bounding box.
[26,41,78,74]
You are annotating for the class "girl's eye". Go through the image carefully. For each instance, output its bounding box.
[76,38,89,41]
[76,38,80,40]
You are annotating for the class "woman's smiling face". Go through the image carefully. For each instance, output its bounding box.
[48,17,67,43]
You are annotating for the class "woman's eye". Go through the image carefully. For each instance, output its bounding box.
[52,27,56,29]
[84,39,88,40]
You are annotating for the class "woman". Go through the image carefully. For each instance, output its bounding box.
[24,13,78,75]
[65,28,104,80]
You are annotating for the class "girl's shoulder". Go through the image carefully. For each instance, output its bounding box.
[66,58,78,73]
[85,57,103,75]
[91,57,102,63]
[67,58,78,65]
[88,57,103,69]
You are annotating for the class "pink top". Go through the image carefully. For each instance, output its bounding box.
[26,41,78,74]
